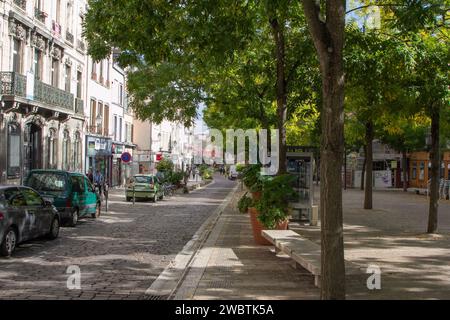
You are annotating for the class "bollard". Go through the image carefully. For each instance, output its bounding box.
[105,185,108,212]
[133,185,135,205]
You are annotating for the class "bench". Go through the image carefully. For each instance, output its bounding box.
[262,230,363,288]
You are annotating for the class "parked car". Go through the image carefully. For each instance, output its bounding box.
[24,170,101,227]
[229,165,238,180]
[126,175,164,202]
[0,185,60,257]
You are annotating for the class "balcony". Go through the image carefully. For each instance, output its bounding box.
[66,30,74,44]
[52,21,61,37]
[75,98,84,115]
[13,0,26,11]
[35,8,48,23]
[77,39,86,52]
[0,72,74,112]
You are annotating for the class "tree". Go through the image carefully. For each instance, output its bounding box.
[379,113,430,191]
[301,0,346,299]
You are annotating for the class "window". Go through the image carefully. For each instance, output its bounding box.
[62,130,71,170]
[106,58,110,85]
[99,60,104,83]
[118,83,123,105]
[71,176,85,193]
[114,115,118,141]
[73,131,82,171]
[76,71,82,98]
[66,1,73,33]
[65,64,71,92]
[125,123,129,142]
[419,162,425,181]
[34,49,43,80]
[56,0,61,23]
[47,128,57,169]
[119,118,122,142]
[85,177,94,192]
[22,188,44,207]
[13,39,22,74]
[97,102,103,134]
[104,104,109,136]
[5,189,26,207]
[27,172,66,193]
[90,99,96,131]
[51,58,59,87]
[412,162,417,180]
[7,123,21,177]
[91,60,97,80]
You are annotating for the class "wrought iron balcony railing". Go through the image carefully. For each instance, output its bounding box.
[75,98,84,115]
[35,8,47,23]
[66,30,74,44]
[0,72,74,112]
[77,39,86,52]
[13,0,26,10]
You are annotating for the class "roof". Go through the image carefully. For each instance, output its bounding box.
[27,169,85,176]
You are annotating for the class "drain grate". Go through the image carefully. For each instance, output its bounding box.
[144,294,169,300]
[206,280,232,288]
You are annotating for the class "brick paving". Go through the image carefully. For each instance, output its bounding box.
[291,188,450,299]
[175,188,320,300]
[0,176,236,300]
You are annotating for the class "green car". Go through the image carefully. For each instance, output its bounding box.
[126,175,164,202]
[24,170,101,227]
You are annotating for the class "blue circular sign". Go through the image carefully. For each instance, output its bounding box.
[121,152,132,163]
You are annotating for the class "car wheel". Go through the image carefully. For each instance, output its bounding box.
[126,197,131,202]
[69,209,79,227]
[47,217,60,240]
[0,227,17,257]
[92,203,101,219]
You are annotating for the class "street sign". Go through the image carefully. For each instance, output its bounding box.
[121,152,132,163]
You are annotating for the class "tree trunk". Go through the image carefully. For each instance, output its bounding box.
[270,17,287,175]
[427,107,440,233]
[344,146,347,190]
[361,145,366,191]
[364,121,373,209]
[302,0,346,300]
[402,150,408,192]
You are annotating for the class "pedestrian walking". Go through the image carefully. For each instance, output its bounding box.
[94,169,104,196]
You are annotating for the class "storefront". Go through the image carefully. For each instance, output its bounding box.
[408,151,450,188]
[85,135,112,186]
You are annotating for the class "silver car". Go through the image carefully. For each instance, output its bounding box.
[0,186,61,257]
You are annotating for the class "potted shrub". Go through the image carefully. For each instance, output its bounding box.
[249,174,298,245]
[237,192,253,214]
[241,164,263,199]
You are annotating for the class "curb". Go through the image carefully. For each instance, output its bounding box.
[144,182,238,299]
[172,185,239,300]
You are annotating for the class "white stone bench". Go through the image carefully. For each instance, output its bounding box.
[262,230,363,287]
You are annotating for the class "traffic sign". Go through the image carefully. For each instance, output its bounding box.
[121,152,132,163]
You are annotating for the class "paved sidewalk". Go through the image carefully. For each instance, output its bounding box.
[174,189,320,300]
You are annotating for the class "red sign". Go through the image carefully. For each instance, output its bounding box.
[156,153,163,161]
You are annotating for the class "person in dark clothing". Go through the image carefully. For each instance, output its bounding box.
[87,169,93,184]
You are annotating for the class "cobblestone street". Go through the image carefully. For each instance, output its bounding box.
[0,176,236,300]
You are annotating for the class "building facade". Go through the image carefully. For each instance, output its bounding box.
[133,118,194,175]
[0,0,87,184]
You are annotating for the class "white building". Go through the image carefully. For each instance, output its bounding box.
[133,118,194,174]
[0,0,88,184]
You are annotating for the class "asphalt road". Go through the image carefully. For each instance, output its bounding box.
[0,175,236,300]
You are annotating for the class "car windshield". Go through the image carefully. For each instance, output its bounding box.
[134,176,153,184]
[26,173,67,193]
